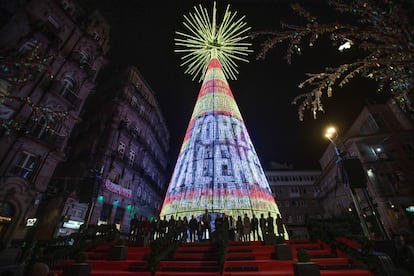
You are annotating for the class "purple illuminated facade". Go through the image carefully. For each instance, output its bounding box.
[56,66,170,235]
[0,0,109,242]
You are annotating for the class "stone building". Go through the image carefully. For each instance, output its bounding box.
[265,163,322,239]
[317,99,414,238]
[0,0,109,243]
[53,66,170,235]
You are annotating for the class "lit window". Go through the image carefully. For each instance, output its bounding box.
[10,151,38,179]
[118,142,126,158]
[128,150,135,167]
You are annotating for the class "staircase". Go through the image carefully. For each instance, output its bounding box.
[48,239,377,276]
[157,242,219,274]
[49,242,152,276]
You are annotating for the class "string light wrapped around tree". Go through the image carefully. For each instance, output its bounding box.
[253,0,414,120]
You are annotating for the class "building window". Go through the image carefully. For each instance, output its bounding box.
[100,203,112,222]
[18,40,39,55]
[128,150,135,167]
[47,15,60,29]
[30,116,48,138]
[131,96,138,107]
[362,113,387,134]
[92,31,101,42]
[10,151,38,179]
[118,142,126,158]
[78,49,90,66]
[122,180,131,189]
[109,172,120,184]
[60,76,76,96]
[71,208,84,219]
[114,207,125,225]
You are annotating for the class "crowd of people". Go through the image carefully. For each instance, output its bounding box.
[129,209,286,243]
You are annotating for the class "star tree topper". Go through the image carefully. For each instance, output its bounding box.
[175,2,252,81]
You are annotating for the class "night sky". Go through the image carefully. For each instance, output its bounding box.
[86,0,388,172]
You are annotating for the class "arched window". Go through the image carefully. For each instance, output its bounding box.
[31,116,48,138]
[78,49,90,66]
[59,76,76,96]
[18,40,39,55]
[10,151,39,179]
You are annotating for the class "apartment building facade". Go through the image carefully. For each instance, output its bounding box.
[265,163,322,239]
[0,0,109,243]
[52,66,170,236]
[317,99,414,238]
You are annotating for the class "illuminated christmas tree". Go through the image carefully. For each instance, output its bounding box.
[160,2,286,237]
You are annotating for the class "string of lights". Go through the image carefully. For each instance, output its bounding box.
[253,0,414,121]
[174,2,252,82]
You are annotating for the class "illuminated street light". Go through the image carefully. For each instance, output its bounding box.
[323,126,371,238]
[324,126,342,157]
[325,126,337,137]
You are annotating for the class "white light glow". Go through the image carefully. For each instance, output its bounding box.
[338,40,353,51]
[175,2,252,81]
[325,126,337,139]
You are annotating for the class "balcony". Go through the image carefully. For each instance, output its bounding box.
[25,120,65,147]
[71,51,94,76]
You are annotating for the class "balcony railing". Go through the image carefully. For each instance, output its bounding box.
[50,80,82,108]
[25,120,65,147]
[71,51,94,76]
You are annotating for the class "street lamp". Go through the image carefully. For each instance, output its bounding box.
[325,127,342,157]
[324,126,371,238]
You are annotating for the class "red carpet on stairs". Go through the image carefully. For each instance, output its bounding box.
[48,239,376,276]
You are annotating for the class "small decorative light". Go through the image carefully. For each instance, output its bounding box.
[406,206,414,213]
[97,195,104,203]
[113,200,119,207]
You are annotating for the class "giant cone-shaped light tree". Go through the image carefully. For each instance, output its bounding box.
[160,2,286,237]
